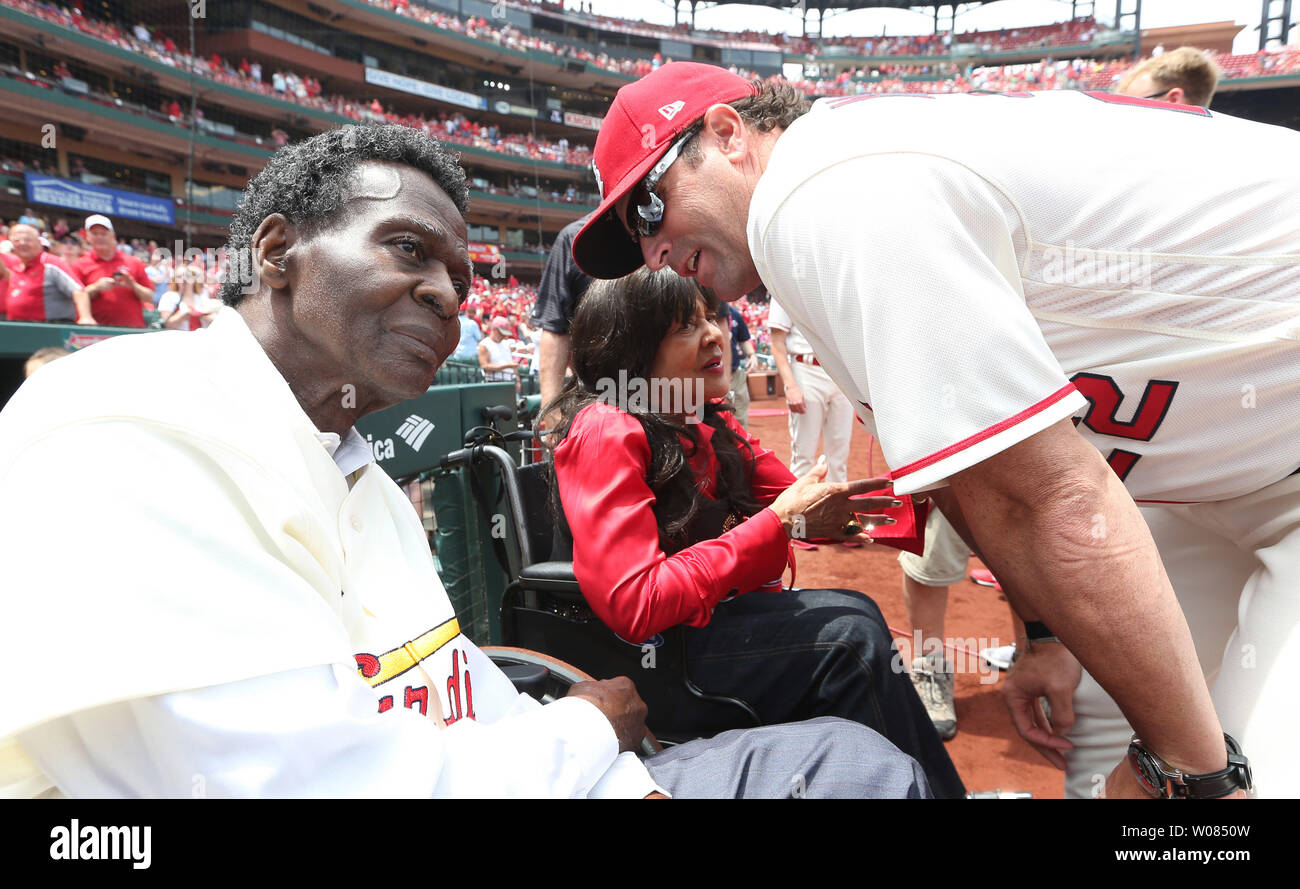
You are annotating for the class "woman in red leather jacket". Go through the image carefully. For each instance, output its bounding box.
[544,267,963,797]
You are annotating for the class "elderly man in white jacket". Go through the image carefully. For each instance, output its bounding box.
[0,125,927,799]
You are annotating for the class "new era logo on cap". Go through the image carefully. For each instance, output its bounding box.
[658,100,685,121]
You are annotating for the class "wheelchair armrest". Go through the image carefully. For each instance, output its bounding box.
[518,560,582,595]
[498,662,551,698]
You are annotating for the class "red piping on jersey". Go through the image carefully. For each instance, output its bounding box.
[890,383,1079,481]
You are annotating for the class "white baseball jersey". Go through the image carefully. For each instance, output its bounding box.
[749,90,1300,502]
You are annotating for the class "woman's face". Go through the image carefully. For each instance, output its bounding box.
[649,297,731,413]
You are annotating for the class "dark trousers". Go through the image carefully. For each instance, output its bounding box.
[684,587,966,799]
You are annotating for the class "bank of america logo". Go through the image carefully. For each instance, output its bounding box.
[396,414,434,451]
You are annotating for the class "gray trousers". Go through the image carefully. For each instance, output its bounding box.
[644,717,932,799]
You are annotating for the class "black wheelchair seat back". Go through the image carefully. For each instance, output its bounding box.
[458,446,759,741]
[515,461,573,563]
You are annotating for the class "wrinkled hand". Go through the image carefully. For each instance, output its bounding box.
[785,383,806,414]
[1001,640,1081,769]
[567,676,648,754]
[770,463,896,542]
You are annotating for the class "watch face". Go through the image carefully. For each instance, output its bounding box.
[1128,746,1165,797]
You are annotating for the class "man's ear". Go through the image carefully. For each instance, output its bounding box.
[701,104,747,162]
[1166,87,1186,105]
[251,213,291,292]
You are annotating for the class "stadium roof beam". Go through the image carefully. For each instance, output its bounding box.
[1114,0,1143,59]
[681,1,1002,39]
[1260,0,1296,50]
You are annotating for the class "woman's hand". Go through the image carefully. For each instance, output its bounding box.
[768,462,899,542]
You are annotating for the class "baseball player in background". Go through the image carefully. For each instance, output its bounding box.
[573,62,1299,798]
[768,297,858,549]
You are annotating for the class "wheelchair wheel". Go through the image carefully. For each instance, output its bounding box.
[484,645,662,756]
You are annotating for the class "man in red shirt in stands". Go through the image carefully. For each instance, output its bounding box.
[73,215,153,328]
[1,250,20,319]
[5,224,94,325]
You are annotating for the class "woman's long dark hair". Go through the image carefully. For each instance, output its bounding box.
[541,267,763,554]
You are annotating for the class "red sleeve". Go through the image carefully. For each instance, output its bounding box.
[720,410,794,506]
[554,403,790,643]
[129,257,151,290]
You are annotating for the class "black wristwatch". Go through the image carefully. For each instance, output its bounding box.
[1022,620,1058,644]
[1126,733,1253,798]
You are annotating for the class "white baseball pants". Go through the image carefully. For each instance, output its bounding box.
[788,360,854,484]
[1064,472,1300,798]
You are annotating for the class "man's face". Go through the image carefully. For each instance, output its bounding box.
[616,138,763,302]
[86,225,116,258]
[280,161,471,408]
[9,225,41,262]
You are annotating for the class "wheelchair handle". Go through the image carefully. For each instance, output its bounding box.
[439,446,476,471]
[435,444,534,567]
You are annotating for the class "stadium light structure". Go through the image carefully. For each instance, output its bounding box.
[1260,0,1295,51]
[669,2,1127,41]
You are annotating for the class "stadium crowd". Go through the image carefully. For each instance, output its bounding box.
[379,0,662,77]
[492,3,1101,59]
[790,46,1300,97]
[8,0,1299,170]
[1,212,546,338]
[3,0,596,169]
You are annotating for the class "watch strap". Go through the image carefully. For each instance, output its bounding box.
[1023,620,1057,642]
[1129,733,1252,799]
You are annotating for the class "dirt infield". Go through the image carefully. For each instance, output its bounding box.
[748,407,1066,798]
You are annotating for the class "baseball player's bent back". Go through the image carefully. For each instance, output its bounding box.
[749,90,1299,504]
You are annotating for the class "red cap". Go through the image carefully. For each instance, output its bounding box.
[572,62,758,279]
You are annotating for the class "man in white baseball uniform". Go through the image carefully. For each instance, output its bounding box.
[574,62,1299,798]
[768,297,857,550]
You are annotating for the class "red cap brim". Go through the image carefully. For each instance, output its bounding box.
[570,145,670,279]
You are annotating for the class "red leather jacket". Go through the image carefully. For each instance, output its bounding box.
[553,402,792,643]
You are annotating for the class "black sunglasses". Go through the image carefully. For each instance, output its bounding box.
[622,130,697,242]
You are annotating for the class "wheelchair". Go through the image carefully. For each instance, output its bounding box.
[436,409,761,745]
[484,645,662,756]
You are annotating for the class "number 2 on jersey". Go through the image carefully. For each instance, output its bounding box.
[1069,373,1180,481]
